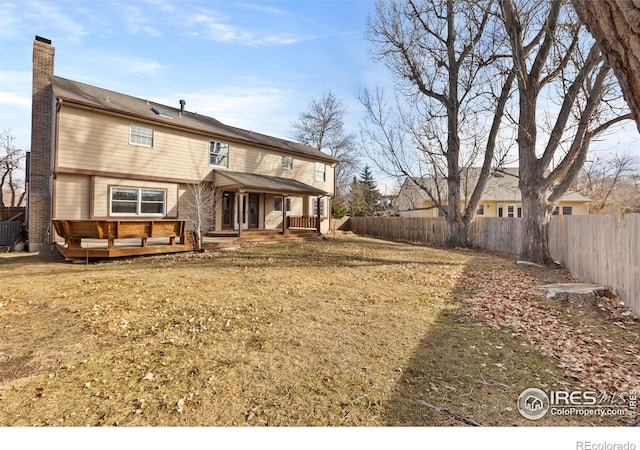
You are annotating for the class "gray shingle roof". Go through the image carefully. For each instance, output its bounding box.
[51,76,338,164]
[403,167,591,203]
[215,170,328,196]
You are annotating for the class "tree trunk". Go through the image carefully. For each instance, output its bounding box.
[573,0,640,133]
[445,215,470,248]
[519,188,556,266]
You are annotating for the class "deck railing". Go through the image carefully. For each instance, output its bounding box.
[53,219,185,249]
[287,216,318,230]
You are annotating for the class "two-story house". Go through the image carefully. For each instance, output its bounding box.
[27,37,337,252]
[396,168,591,218]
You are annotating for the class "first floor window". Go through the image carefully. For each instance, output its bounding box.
[562,206,573,215]
[111,187,166,216]
[209,141,229,168]
[130,125,154,147]
[552,206,560,215]
[274,197,292,212]
[476,204,485,215]
[312,198,325,217]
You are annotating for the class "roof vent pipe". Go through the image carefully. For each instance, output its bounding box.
[179,99,186,116]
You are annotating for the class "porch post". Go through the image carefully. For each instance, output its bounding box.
[237,191,244,238]
[316,196,322,234]
[282,195,287,236]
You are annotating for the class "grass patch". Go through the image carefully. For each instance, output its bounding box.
[0,235,637,426]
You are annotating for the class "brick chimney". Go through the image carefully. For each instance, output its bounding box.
[28,36,55,252]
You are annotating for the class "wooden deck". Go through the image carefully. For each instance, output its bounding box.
[53,219,189,260]
[52,220,320,260]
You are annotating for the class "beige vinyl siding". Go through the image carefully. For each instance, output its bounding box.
[92,176,178,218]
[54,173,91,219]
[558,201,589,215]
[57,105,335,195]
[178,184,214,232]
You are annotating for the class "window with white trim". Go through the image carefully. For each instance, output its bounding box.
[274,197,292,212]
[315,162,326,182]
[110,187,166,216]
[129,125,154,147]
[476,204,485,216]
[209,141,229,168]
[562,206,573,215]
[281,155,293,170]
[312,197,325,217]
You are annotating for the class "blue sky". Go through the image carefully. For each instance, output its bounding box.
[0,0,402,189]
[1,0,638,193]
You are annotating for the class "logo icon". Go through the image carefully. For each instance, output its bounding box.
[517,388,550,420]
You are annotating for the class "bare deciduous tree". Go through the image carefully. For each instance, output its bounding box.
[577,153,640,215]
[499,0,632,265]
[1,130,27,208]
[183,181,217,251]
[573,0,640,133]
[290,91,358,202]
[362,0,514,246]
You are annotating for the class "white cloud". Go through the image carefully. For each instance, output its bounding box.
[159,85,297,138]
[0,71,32,108]
[23,1,91,42]
[0,92,31,109]
[122,5,163,38]
[84,53,163,76]
[186,9,300,47]
[0,3,22,40]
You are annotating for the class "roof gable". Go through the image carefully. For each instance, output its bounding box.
[51,76,338,164]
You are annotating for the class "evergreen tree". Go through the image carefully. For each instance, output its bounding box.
[359,166,381,216]
[348,176,367,217]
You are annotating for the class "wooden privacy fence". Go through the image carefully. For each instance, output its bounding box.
[350,214,640,316]
[469,217,523,254]
[548,214,640,317]
[349,217,448,245]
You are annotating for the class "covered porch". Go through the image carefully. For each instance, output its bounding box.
[209,170,329,238]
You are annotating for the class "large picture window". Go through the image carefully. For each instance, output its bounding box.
[209,141,229,168]
[111,187,166,216]
[129,125,154,147]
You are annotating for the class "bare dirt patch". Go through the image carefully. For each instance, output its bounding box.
[0,236,637,426]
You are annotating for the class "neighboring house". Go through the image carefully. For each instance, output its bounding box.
[396,168,591,218]
[379,194,398,216]
[27,37,337,251]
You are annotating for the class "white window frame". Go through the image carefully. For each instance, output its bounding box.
[476,204,485,216]
[281,155,293,170]
[312,197,325,217]
[274,197,292,212]
[110,187,166,217]
[209,141,230,168]
[129,125,154,147]
[315,162,326,182]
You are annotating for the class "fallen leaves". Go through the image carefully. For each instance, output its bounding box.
[459,269,640,393]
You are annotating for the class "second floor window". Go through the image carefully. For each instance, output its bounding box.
[282,155,293,170]
[209,141,229,168]
[130,125,154,147]
[315,162,326,182]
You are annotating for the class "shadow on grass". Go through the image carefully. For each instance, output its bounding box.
[380,253,622,427]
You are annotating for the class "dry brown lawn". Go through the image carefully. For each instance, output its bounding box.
[0,234,638,426]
